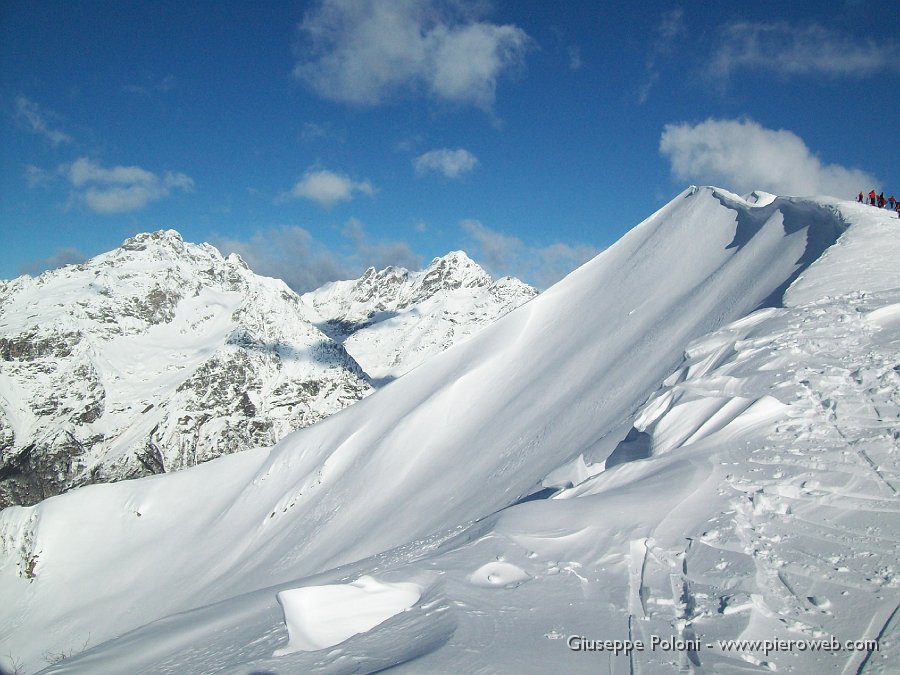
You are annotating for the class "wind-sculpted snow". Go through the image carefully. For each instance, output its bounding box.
[2,188,897,674]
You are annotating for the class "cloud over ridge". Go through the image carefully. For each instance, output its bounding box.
[214,220,420,292]
[660,118,877,198]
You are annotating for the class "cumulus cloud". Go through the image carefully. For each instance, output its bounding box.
[213,220,421,292]
[708,22,900,82]
[14,97,72,146]
[414,148,479,178]
[461,219,599,289]
[18,247,87,276]
[659,118,878,197]
[293,0,531,109]
[284,168,375,208]
[62,157,194,214]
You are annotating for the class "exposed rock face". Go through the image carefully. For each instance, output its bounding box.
[302,251,538,381]
[0,230,371,507]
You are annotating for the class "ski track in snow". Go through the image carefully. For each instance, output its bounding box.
[2,189,899,674]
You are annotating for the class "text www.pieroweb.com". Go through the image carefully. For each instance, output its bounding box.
[717,637,879,656]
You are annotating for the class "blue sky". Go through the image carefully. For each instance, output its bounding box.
[2,0,897,290]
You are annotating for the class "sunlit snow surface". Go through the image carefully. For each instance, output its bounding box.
[1,188,898,674]
[274,576,422,654]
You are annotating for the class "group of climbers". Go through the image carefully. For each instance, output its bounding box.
[858,190,899,215]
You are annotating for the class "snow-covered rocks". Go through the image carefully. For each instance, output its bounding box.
[0,230,372,507]
[302,251,537,381]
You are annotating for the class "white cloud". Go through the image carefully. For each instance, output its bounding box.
[414,148,478,178]
[213,220,421,292]
[708,22,900,82]
[62,157,194,214]
[659,118,878,197]
[14,97,72,146]
[461,219,599,289]
[68,157,157,187]
[293,0,531,109]
[284,168,375,209]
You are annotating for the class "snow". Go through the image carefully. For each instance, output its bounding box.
[469,561,532,588]
[0,230,372,503]
[301,251,536,382]
[1,187,898,674]
[274,575,422,654]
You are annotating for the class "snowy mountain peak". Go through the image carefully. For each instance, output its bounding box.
[301,252,537,380]
[0,230,372,507]
[303,251,520,327]
[419,250,491,291]
[120,228,184,250]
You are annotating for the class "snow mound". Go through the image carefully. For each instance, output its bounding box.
[867,303,900,330]
[273,575,422,655]
[469,561,532,587]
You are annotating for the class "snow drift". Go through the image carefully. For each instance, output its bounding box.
[1,187,898,674]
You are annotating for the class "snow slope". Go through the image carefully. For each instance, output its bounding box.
[1,188,898,674]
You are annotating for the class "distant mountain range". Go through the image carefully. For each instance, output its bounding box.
[0,232,535,507]
[302,250,537,383]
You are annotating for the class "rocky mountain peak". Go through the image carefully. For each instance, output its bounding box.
[302,253,537,381]
[419,250,491,293]
[120,228,184,251]
[0,229,372,507]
